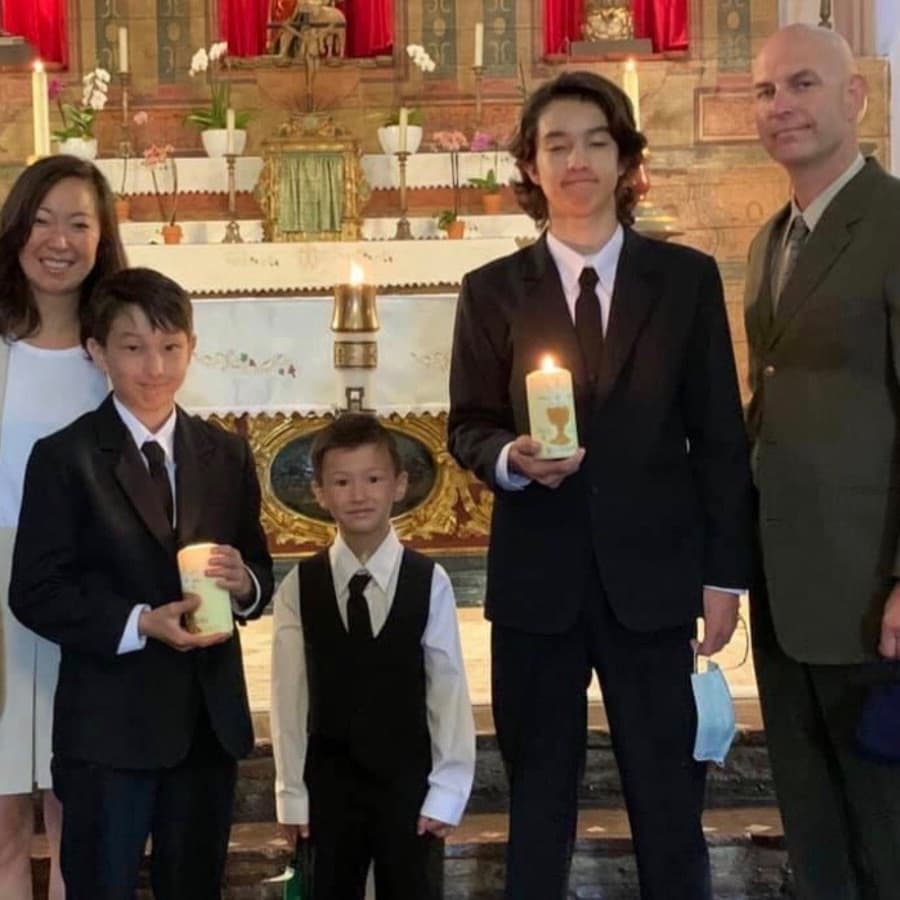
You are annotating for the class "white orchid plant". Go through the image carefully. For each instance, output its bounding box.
[50,67,110,141]
[382,44,436,127]
[185,41,249,131]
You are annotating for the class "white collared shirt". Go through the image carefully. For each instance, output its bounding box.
[783,153,865,243]
[271,527,476,828]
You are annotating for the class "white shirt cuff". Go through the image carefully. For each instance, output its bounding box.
[231,565,261,617]
[117,604,150,654]
[276,789,309,826]
[704,585,744,596]
[420,784,468,827]
[494,441,531,491]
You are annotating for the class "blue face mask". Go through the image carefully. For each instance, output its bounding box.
[691,660,737,766]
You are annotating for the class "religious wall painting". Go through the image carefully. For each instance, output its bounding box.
[94,0,125,76]
[717,0,751,71]
[421,0,457,75]
[482,0,516,74]
[157,0,192,82]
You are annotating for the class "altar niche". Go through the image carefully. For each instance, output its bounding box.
[257,113,368,241]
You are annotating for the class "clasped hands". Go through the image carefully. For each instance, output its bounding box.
[138,544,251,651]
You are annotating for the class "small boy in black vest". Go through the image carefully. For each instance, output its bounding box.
[271,413,476,899]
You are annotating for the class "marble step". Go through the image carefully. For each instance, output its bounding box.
[233,700,775,823]
[30,807,790,899]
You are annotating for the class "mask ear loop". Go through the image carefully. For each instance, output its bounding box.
[694,613,750,674]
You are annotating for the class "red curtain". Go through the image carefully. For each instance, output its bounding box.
[219,0,270,57]
[542,0,688,56]
[2,0,67,66]
[632,0,688,53]
[337,0,393,58]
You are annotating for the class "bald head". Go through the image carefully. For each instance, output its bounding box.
[752,24,865,198]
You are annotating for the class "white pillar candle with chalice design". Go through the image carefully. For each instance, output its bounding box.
[526,355,579,459]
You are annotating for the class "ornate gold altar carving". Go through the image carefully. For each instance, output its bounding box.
[582,1,635,42]
[269,0,347,60]
[257,114,368,242]
[210,412,492,557]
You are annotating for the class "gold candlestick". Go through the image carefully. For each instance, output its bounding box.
[394,150,412,240]
[222,153,243,243]
[819,0,833,28]
[472,64,485,123]
[118,72,132,157]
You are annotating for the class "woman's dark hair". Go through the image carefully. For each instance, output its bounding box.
[0,154,127,341]
[508,70,648,227]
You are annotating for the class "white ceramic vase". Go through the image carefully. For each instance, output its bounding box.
[377,124,423,155]
[58,137,98,160]
[201,128,247,158]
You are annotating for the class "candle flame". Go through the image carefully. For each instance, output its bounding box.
[34,60,44,73]
[540,355,557,371]
[349,262,364,286]
[625,58,636,73]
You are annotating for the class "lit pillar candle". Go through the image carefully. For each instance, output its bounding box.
[331,262,379,410]
[31,61,50,158]
[117,26,129,74]
[623,58,641,131]
[226,107,235,154]
[525,355,579,459]
[398,106,408,153]
[474,22,484,67]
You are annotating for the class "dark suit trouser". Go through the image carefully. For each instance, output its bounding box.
[52,708,238,900]
[307,745,443,900]
[751,581,900,900]
[491,568,709,900]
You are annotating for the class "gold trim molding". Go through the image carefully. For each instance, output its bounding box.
[211,412,492,557]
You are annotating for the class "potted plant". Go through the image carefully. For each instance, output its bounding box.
[468,168,503,214]
[186,41,250,157]
[50,68,110,160]
[378,107,424,155]
[437,209,465,239]
[142,142,181,244]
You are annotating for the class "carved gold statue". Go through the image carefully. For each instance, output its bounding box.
[582,0,635,42]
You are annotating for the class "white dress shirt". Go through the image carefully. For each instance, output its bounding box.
[785,152,865,239]
[113,396,260,653]
[271,527,476,828]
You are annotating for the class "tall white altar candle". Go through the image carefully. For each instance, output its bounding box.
[474,22,484,67]
[117,26,129,73]
[31,61,50,158]
[398,107,408,153]
[226,107,235,154]
[623,58,641,131]
[525,355,578,459]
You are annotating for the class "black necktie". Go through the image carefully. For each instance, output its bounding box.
[773,215,810,309]
[347,572,373,640]
[575,266,604,380]
[141,440,173,527]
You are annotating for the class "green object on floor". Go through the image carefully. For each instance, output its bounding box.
[282,838,314,899]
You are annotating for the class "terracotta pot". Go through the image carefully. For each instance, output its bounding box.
[114,197,131,222]
[161,223,183,245]
[445,219,466,240]
[481,192,503,215]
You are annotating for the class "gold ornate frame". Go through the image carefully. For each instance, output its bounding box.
[211,412,492,557]
[257,114,368,242]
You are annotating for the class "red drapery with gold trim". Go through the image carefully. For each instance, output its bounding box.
[2,0,67,66]
[543,0,688,56]
[219,0,392,58]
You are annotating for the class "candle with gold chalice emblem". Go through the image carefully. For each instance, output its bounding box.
[331,262,379,410]
[525,355,579,459]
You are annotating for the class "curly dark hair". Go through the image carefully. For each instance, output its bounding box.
[508,70,647,227]
[0,155,128,342]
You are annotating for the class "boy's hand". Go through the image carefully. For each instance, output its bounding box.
[279,823,310,843]
[417,816,453,839]
[508,435,585,489]
[138,596,231,651]
[206,544,253,602]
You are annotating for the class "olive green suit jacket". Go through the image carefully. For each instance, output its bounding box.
[745,158,900,664]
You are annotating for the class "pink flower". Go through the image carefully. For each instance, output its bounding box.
[48,78,63,101]
[470,130,494,152]
[431,130,469,152]
[133,111,149,126]
[142,143,174,168]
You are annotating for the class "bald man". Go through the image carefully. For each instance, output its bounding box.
[746,24,900,898]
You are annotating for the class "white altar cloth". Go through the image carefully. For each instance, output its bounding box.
[125,238,521,293]
[94,151,517,195]
[179,294,455,416]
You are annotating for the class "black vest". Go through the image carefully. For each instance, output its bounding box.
[299,547,434,777]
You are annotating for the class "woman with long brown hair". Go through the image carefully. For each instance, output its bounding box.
[0,155,126,898]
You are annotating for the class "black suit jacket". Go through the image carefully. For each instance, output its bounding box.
[9,395,274,768]
[449,229,753,634]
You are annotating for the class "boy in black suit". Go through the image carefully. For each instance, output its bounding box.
[271,413,475,900]
[10,267,274,900]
